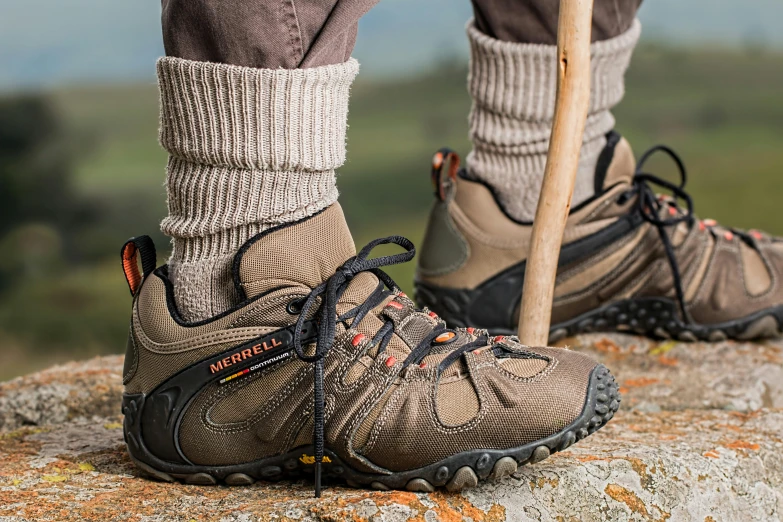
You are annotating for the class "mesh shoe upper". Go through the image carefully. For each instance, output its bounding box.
[124,203,602,489]
[415,133,783,338]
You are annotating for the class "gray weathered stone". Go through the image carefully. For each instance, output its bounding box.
[0,337,781,521]
[0,356,123,432]
[568,333,783,412]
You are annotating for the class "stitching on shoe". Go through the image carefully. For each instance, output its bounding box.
[133,313,275,354]
[365,364,493,455]
[431,352,488,429]
[737,239,778,299]
[201,362,312,434]
[227,293,307,328]
[491,352,559,383]
[417,203,472,276]
[123,329,139,385]
[554,234,660,306]
[333,334,390,394]
[556,224,641,284]
[283,395,336,450]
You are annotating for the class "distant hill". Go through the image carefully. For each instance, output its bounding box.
[2,0,783,89]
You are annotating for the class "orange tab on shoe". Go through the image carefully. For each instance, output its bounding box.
[120,235,157,296]
[431,147,460,201]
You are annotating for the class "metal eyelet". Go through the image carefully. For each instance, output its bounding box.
[286,298,306,315]
[616,191,632,205]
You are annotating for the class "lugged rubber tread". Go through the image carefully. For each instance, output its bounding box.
[549,299,783,343]
[416,282,783,343]
[127,365,620,492]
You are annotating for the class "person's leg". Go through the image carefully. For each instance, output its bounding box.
[418,0,783,342]
[471,0,640,45]
[465,0,642,222]
[161,0,373,68]
[157,0,377,321]
[122,1,625,496]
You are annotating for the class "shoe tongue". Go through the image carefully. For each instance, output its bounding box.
[234,203,363,299]
[594,132,636,192]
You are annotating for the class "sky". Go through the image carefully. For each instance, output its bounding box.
[1,0,781,90]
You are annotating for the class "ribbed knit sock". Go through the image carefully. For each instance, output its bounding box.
[157,57,359,322]
[465,19,641,223]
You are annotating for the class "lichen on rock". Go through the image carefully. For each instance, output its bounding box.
[0,338,781,521]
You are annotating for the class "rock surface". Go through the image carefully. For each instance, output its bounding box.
[0,335,781,521]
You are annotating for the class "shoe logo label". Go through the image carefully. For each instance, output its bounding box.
[210,338,283,374]
[182,320,317,388]
[299,454,332,465]
[142,321,318,463]
[218,350,293,384]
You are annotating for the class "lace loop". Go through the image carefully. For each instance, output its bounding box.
[631,146,695,324]
[291,236,415,497]
[289,234,516,496]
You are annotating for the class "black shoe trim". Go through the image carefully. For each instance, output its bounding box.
[549,297,783,343]
[457,131,625,226]
[125,365,619,492]
[126,321,317,465]
[593,130,623,194]
[415,211,643,333]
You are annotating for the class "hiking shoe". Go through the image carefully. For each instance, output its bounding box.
[120,203,619,496]
[415,134,783,343]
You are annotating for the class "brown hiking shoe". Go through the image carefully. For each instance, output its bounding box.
[415,133,783,342]
[120,203,619,496]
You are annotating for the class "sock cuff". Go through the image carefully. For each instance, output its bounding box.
[157,57,359,172]
[466,18,641,121]
[161,158,339,259]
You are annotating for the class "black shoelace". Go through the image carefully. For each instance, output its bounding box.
[290,236,491,497]
[625,145,756,324]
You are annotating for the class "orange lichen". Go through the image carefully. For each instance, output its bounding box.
[426,492,506,522]
[656,355,678,366]
[620,377,661,394]
[605,483,649,517]
[724,440,760,451]
[622,378,660,388]
[624,457,653,490]
[593,338,622,353]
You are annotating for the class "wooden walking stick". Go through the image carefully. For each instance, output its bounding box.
[518,0,594,346]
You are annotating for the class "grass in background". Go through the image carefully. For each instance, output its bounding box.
[1,45,782,380]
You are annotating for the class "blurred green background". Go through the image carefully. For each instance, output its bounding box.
[1,2,782,380]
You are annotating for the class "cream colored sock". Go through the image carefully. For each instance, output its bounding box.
[465,19,641,223]
[157,57,359,321]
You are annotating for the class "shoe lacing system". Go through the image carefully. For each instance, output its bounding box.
[621,145,761,324]
[290,235,526,497]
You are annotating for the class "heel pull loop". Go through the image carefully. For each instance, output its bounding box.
[121,236,157,296]
[431,148,460,201]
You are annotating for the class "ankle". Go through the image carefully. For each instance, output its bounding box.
[465,19,641,222]
[155,57,358,321]
[168,251,238,322]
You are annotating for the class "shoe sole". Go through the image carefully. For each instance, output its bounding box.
[125,365,620,492]
[548,298,783,343]
[416,280,783,343]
